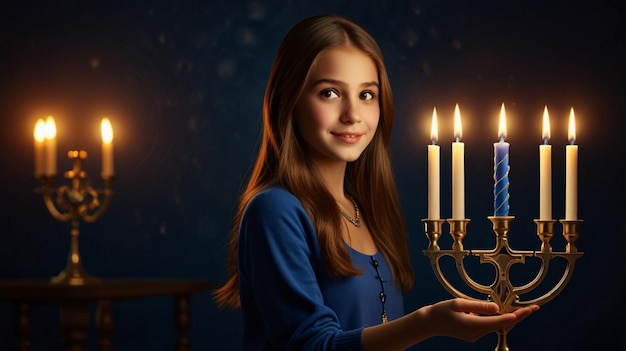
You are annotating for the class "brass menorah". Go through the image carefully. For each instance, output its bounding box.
[36,150,114,285]
[423,216,583,351]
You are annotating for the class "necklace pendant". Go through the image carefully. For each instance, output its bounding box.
[339,195,362,228]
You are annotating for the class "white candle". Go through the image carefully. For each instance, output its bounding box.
[44,116,57,176]
[101,118,115,177]
[452,104,465,220]
[565,108,577,220]
[428,108,440,219]
[539,106,552,220]
[33,119,46,178]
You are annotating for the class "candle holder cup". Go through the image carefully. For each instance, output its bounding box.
[36,150,114,285]
[422,216,583,351]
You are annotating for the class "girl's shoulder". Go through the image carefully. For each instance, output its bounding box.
[244,186,305,219]
[253,186,297,202]
[248,186,300,208]
[240,186,317,248]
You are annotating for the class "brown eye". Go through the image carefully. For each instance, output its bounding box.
[360,91,376,101]
[320,88,340,99]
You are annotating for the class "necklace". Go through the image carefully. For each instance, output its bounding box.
[339,196,361,228]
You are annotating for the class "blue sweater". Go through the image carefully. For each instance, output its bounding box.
[238,187,404,350]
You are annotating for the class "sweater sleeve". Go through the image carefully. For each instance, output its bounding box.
[238,187,364,351]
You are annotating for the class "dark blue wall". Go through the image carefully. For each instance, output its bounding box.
[1,1,624,350]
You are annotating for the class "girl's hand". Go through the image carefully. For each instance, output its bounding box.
[422,298,539,342]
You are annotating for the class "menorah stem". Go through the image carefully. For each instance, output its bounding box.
[495,328,510,351]
[50,220,101,286]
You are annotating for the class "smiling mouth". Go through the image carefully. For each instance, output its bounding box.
[332,132,363,144]
[332,132,362,137]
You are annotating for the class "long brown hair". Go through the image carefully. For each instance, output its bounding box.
[214,14,413,308]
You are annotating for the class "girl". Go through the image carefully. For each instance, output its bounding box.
[214,14,537,351]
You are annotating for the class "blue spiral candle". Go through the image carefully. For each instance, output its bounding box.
[493,104,510,216]
[494,139,510,216]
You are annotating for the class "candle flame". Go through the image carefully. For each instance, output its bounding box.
[498,103,507,140]
[34,119,45,142]
[44,116,56,140]
[430,107,438,144]
[101,118,113,144]
[453,104,462,142]
[542,106,551,144]
[568,107,576,144]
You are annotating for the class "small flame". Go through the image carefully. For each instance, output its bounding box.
[453,104,462,142]
[44,116,56,140]
[430,107,438,144]
[34,119,45,142]
[568,107,576,144]
[542,106,550,144]
[498,103,507,141]
[101,118,113,144]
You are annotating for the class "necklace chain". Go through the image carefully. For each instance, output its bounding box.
[339,196,361,228]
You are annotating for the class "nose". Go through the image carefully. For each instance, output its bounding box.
[340,97,362,124]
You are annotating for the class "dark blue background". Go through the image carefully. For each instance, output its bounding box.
[1,1,624,350]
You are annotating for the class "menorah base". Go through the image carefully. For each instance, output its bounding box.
[496,329,510,351]
[51,261,101,286]
[51,271,101,286]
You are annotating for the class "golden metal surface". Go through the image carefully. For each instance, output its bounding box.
[423,216,583,351]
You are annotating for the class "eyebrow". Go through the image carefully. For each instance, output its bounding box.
[309,78,379,89]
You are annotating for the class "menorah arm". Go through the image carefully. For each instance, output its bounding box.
[81,178,114,223]
[424,250,493,299]
[42,189,73,222]
[80,189,111,223]
[504,253,552,297]
[514,252,583,307]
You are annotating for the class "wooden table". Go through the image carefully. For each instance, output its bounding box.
[0,279,212,351]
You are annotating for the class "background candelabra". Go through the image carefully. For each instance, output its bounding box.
[37,150,114,285]
[34,117,115,285]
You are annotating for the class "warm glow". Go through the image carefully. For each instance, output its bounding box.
[498,103,507,140]
[542,106,551,143]
[453,104,462,141]
[101,118,113,144]
[568,107,576,144]
[430,107,438,144]
[34,119,45,142]
[44,116,56,140]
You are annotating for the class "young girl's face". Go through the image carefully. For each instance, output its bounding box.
[294,46,380,166]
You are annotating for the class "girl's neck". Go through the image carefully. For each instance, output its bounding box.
[315,160,348,201]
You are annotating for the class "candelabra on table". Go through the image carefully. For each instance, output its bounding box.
[36,150,114,285]
[422,216,583,351]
